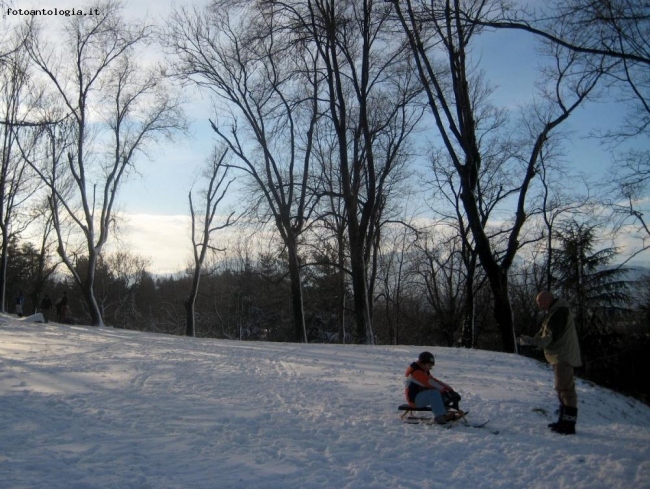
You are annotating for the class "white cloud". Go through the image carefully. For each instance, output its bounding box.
[113,214,192,275]
[112,213,264,275]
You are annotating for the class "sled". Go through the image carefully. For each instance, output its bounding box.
[398,404,497,433]
[398,404,466,421]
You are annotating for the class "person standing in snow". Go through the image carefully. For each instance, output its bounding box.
[56,291,68,323]
[404,351,462,425]
[40,294,53,323]
[518,290,582,435]
[15,291,25,317]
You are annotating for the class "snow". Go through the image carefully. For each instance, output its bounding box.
[1,314,649,489]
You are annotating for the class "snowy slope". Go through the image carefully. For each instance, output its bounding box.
[1,314,649,489]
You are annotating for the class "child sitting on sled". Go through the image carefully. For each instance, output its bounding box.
[404,351,462,425]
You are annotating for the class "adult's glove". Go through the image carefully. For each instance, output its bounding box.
[518,335,533,346]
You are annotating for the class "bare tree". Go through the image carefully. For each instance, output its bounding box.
[375,219,419,345]
[270,0,422,344]
[90,250,150,327]
[186,147,238,337]
[166,4,321,342]
[536,153,594,289]
[467,0,650,135]
[0,35,42,312]
[167,0,421,344]
[1,4,31,64]
[389,0,603,351]
[467,1,649,263]
[606,151,650,257]
[425,148,491,349]
[412,227,483,347]
[311,132,349,343]
[28,199,61,312]
[24,1,186,325]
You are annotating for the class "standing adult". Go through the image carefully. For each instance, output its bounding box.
[15,291,25,317]
[56,291,68,323]
[41,294,53,323]
[518,290,582,435]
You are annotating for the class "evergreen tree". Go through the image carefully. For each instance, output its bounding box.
[551,221,630,341]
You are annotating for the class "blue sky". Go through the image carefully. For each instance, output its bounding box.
[115,2,636,216]
[6,0,648,273]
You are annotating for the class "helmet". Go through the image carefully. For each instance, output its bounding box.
[418,351,435,365]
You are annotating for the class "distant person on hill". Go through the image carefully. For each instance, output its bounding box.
[56,291,68,323]
[404,351,462,425]
[15,291,25,317]
[40,294,53,323]
[518,290,582,435]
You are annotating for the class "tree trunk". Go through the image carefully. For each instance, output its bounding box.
[185,268,200,337]
[459,167,516,352]
[80,249,103,326]
[287,240,307,343]
[487,271,516,352]
[460,266,475,348]
[337,231,347,344]
[185,298,196,337]
[349,237,373,344]
[0,233,7,313]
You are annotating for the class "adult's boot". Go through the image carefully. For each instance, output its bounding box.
[548,404,564,430]
[550,406,577,435]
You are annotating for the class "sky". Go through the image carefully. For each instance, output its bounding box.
[3,0,649,274]
[1,312,650,488]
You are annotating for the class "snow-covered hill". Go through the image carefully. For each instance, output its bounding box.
[1,314,649,489]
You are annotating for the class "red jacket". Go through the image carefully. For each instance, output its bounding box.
[404,361,452,406]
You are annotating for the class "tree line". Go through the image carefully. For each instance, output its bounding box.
[4,219,650,401]
[1,0,649,371]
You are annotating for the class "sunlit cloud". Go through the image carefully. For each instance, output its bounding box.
[113,214,192,275]
[111,212,267,275]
